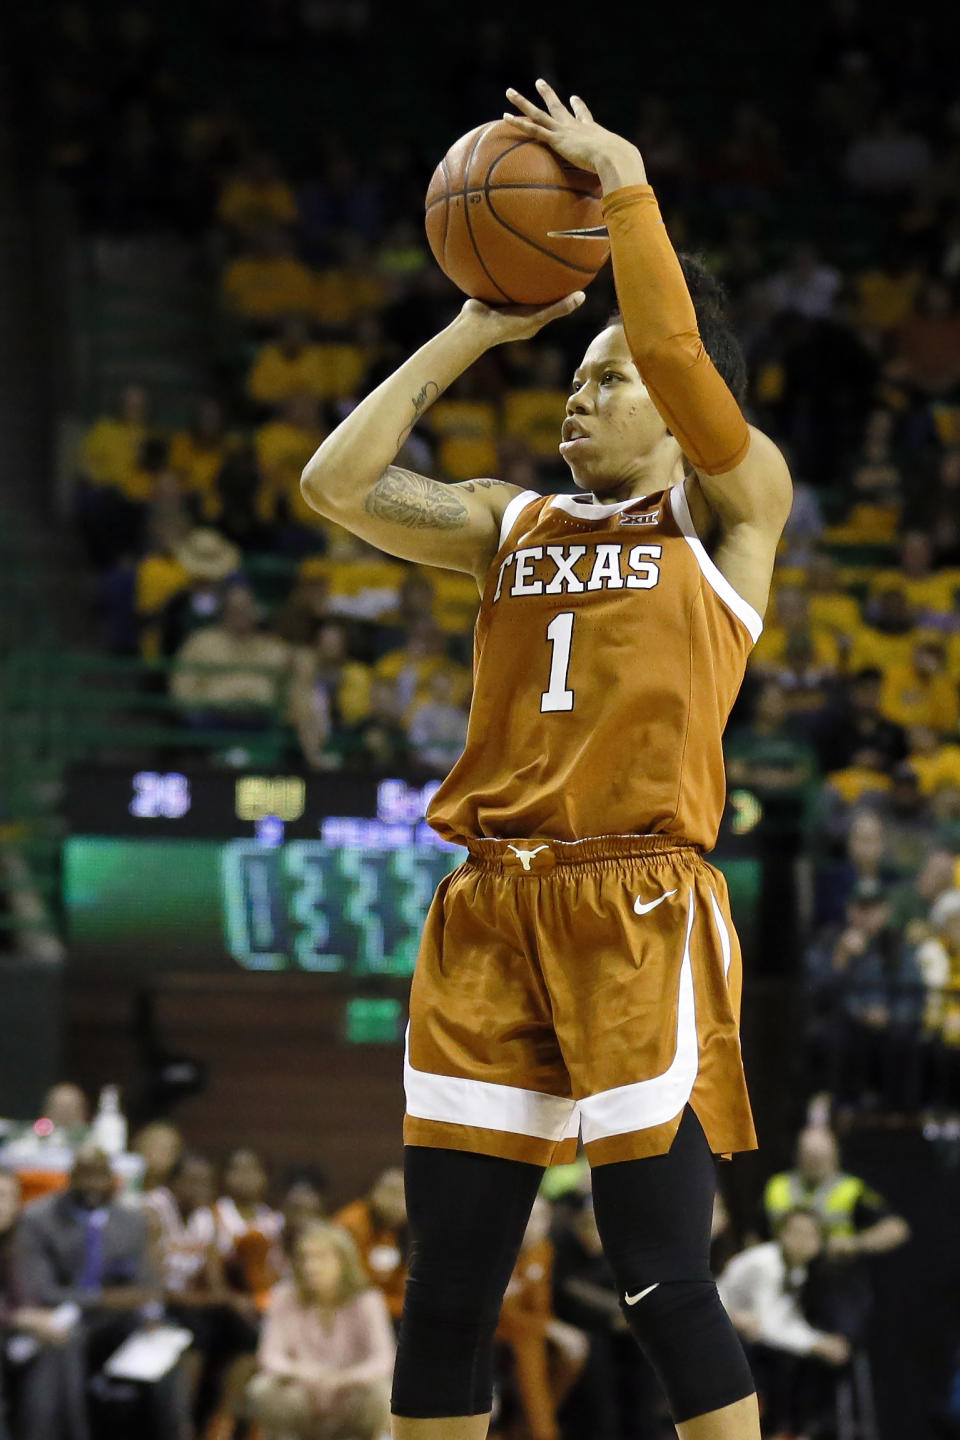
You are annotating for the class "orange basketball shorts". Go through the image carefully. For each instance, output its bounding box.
[404,835,757,1167]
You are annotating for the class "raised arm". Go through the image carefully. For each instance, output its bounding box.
[506,82,792,617]
[300,295,583,581]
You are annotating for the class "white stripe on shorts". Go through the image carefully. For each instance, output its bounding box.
[404,1028,580,1143]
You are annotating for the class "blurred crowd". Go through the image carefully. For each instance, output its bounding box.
[0,1083,911,1440]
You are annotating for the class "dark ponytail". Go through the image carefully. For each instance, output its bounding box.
[607,252,748,405]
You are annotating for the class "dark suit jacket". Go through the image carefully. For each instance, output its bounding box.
[13,1192,151,1308]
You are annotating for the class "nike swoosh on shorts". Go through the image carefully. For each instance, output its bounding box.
[633,889,678,916]
[624,1282,660,1305]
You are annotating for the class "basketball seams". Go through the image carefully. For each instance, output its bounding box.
[439,154,451,261]
[424,183,602,214]
[461,122,514,304]
[483,180,602,276]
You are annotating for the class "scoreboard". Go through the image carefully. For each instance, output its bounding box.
[62,769,762,975]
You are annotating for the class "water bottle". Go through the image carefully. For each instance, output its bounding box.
[92,1085,128,1157]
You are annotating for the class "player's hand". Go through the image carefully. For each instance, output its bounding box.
[812,1334,852,1367]
[505,81,646,186]
[455,291,585,347]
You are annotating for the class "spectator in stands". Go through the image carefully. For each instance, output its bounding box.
[762,1129,909,1346]
[891,847,958,937]
[407,669,469,774]
[751,585,841,677]
[281,1172,328,1256]
[147,1153,257,1429]
[849,586,917,675]
[718,1208,850,1438]
[275,565,332,645]
[15,1145,186,1440]
[332,676,412,771]
[291,619,373,768]
[373,614,470,718]
[766,243,842,320]
[221,225,316,326]
[78,383,150,494]
[246,1222,394,1440]
[39,1083,91,1145]
[334,1168,407,1325]
[905,724,960,798]
[888,278,960,398]
[0,1167,89,1440]
[814,808,901,927]
[217,148,298,236]
[914,888,960,1063]
[131,1120,184,1193]
[247,313,329,409]
[215,1149,284,1311]
[726,679,818,792]
[169,397,231,518]
[208,439,271,551]
[870,529,960,617]
[804,876,924,1108]
[254,394,327,546]
[171,583,292,728]
[865,761,938,875]
[881,636,959,734]
[813,666,908,776]
[158,528,243,657]
[495,1196,587,1440]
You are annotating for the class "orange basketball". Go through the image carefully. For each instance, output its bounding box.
[425,119,610,306]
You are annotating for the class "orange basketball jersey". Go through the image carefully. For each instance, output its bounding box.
[428,482,763,848]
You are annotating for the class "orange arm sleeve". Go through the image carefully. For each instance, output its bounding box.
[601,185,751,477]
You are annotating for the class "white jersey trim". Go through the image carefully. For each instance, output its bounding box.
[404,1026,580,1142]
[578,888,699,1142]
[669,482,763,643]
[548,492,650,520]
[498,489,541,550]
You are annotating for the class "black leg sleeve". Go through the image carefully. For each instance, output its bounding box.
[392,1145,544,1418]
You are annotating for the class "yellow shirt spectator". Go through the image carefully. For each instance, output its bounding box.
[503,388,568,458]
[846,624,917,675]
[881,649,959,734]
[223,246,316,323]
[218,172,298,232]
[907,742,960,795]
[255,402,325,528]
[856,266,922,333]
[80,417,147,493]
[247,334,368,406]
[825,765,892,804]
[751,623,840,672]
[429,399,499,481]
[313,267,385,326]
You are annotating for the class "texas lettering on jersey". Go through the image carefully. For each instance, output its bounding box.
[493,542,662,602]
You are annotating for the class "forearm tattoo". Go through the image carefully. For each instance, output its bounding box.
[365,466,469,530]
[397,380,440,447]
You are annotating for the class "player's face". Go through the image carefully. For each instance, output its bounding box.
[561,326,671,494]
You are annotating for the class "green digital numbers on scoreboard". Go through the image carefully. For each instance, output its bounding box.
[220,840,462,975]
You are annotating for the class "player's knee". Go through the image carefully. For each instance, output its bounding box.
[618,1279,755,1424]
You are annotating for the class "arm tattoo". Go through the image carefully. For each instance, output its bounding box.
[397,381,440,447]
[365,466,469,530]
[458,479,509,493]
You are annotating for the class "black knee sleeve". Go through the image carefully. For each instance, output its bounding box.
[591,1109,755,1423]
[619,1279,755,1424]
[391,1146,543,1418]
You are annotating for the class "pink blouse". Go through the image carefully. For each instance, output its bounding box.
[259,1282,395,1390]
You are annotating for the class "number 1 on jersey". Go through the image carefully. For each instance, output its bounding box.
[541,612,575,713]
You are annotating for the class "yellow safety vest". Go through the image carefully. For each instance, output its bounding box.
[764,1170,873,1238]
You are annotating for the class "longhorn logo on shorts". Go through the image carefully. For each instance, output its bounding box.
[506,844,550,872]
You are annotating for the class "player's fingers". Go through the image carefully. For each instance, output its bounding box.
[534,77,571,120]
[505,87,556,126]
[503,113,554,142]
[569,95,594,122]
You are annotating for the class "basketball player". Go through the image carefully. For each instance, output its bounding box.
[300,82,792,1440]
